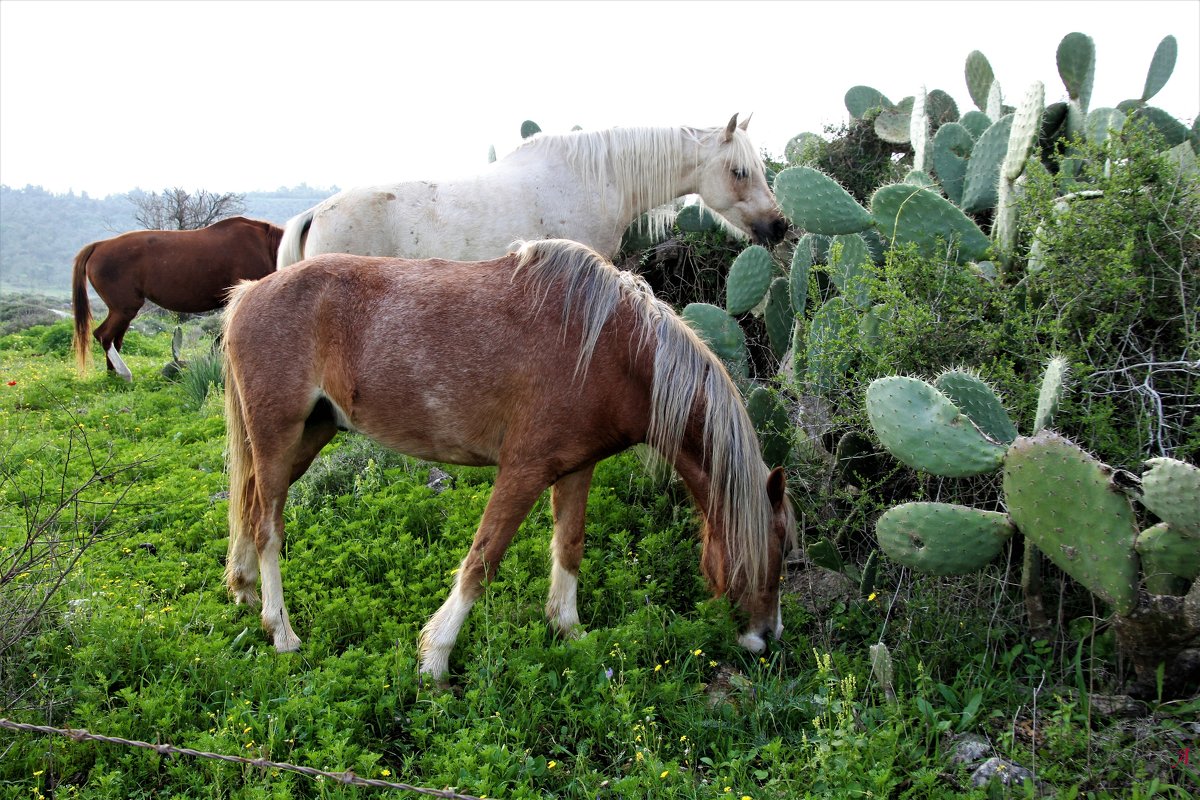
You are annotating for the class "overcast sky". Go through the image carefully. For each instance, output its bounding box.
[1,0,1197,198]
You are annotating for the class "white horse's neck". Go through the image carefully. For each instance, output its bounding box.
[515,126,715,240]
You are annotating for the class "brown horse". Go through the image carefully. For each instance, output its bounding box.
[223,239,795,678]
[71,216,283,381]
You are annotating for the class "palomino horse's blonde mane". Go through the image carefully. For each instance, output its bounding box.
[514,125,762,240]
[513,239,771,598]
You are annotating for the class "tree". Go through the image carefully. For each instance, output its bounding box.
[128,187,246,230]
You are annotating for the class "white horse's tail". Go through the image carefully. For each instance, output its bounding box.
[276,207,315,269]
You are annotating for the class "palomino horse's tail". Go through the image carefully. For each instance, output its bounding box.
[222,284,257,593]
[71,243,97,373]
[276,208,315,269]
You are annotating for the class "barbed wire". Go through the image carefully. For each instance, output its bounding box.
[0,718,484,799]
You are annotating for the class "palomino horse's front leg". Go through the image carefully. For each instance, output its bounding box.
[419,465,548,679]
[546,465,594,638]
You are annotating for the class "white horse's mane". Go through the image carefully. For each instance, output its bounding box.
[511,125,762,241]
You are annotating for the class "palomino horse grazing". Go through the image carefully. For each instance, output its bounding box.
[224,239,795,678]
[276,115,788,268]
[71,216,283,381]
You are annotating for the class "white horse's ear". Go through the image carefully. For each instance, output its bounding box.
[739,113,753,131]
[724,114,739,142]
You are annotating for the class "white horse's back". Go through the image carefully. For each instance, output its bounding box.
[277,117,787,269]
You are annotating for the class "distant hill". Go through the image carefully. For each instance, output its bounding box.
[0,184,336,297]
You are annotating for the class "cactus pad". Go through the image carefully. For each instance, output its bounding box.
[845,86,893,119]
[1003,82,1044,182]
[829,234,872,309]
[676,203,719,233]
[1056,32,1096,111]
[1136,522,1200,596]
[866,376,1007,477]
[959,110,993,140]
[789,241,812,318]
[726,245,774,315]
[774,167,874,236]
[870,184,991,263]
[965,50,995,113]
[1139,458,1200,538]
[1142,35,1177,103]
[961,114,1014,214]
[764,277,793,360]
[1002,431,1139,614]
[747,386,792,468]
[876,502,1015,575]
[682,303,747,376]
[934,368,1018,444]
[1033,355,1069,433]
[932,122,975,205]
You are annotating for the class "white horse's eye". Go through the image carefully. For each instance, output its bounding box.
[731,167,749,181]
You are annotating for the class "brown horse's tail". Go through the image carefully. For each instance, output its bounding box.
[71,243,97,373]
[223,286,256,592]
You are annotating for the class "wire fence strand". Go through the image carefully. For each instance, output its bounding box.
[0,718,484,799]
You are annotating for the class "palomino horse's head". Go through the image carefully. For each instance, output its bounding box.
[699,466,796,652]
[695,114,789,247]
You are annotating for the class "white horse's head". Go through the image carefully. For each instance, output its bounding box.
[693,115,789,247]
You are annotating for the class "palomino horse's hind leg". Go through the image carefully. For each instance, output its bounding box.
[419,463,550,679]
[226,474,262,608]
[227,418,337,611]
[546,465,594,638]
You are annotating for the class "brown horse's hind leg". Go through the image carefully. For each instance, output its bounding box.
[419,463,552,679]
[93,308,138,381]
[546,464,594,638]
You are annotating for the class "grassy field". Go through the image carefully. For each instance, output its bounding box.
[1,317,1197,799]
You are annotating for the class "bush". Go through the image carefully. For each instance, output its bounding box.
[1017,131,1200,462]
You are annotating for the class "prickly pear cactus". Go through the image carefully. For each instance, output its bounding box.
[876,502,1015,575]
[789,240,812,319]
[995,82,1046,262]
[961,114,1014,214]
[676,203,719,233]
[1002,431,1140,615]
[829,234,872,310]
[764,277,793,360]
[1033,356,1069,433]
[726,245,774,315]
[1138,458,1200,538]
[874,97,916,145]
[866,376,1007,477]
[747,386,792,467]
[965,50,995,113]
[1139,35,1178,105]
[845,85,893,119]
[869,184,991,262]
[959,110,992,140]
[934,368,1018,444]
[682,303,747,378]
[1136,522,1200,596]
[932,122,975,206]
[774,167,874,236]
[1057,31,1096,139]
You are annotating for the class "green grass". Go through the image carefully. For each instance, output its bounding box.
[1,320,1197,799]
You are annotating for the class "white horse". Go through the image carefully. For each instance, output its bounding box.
[276,115,788,268]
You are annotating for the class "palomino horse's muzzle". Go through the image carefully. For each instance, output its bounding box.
[752,216,790,247]
[737,602,785,654]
